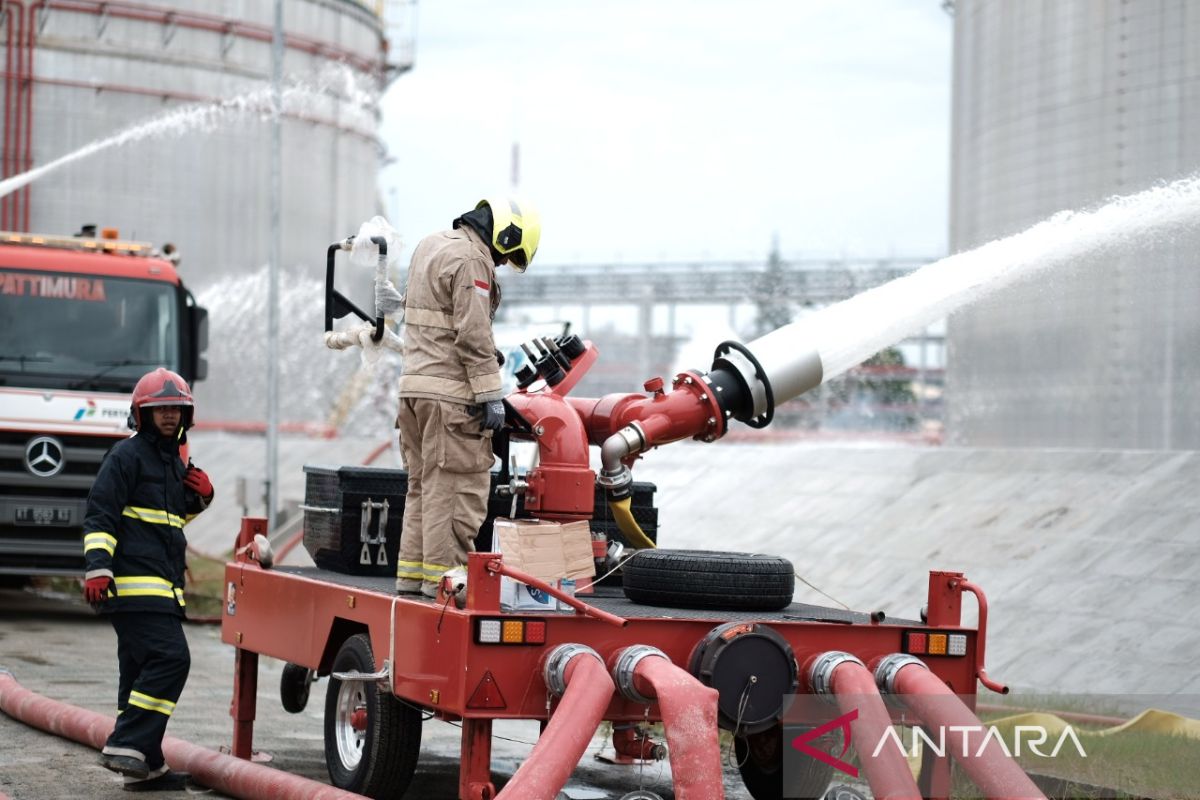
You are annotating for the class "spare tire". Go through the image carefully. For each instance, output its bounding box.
[622,549,795,611]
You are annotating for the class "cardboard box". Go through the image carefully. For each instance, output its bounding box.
[501,577,579,612]
[493,518,595,611]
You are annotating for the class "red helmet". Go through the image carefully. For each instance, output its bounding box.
[130,368,194,430]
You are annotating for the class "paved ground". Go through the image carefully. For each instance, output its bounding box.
[0,586,752,800]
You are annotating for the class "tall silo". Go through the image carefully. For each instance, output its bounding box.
[2,0,397,283]
[1,0,410,423]
[947,0,1200,448]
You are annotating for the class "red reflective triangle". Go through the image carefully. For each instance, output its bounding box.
[466,670,506,710]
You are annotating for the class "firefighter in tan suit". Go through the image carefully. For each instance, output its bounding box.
[395,197,541,597]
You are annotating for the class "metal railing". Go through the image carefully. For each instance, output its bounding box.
[501,256,935,306]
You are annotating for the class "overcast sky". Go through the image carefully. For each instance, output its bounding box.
[378,0,952,267]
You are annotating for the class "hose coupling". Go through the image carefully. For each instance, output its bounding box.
[597,465,632,495]
[598,425,645,493]
[873,653,927,695]
[808,651,865,700]
[611,645,668,705]
[543,644,604,697]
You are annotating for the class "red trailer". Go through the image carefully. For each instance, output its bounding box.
[218,239,1045,800]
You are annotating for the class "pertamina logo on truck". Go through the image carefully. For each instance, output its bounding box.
[0,227,207,579]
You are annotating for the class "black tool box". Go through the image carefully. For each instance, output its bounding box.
[302,463,658,576]
[302,465,405,576]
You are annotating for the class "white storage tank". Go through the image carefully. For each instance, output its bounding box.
[947,0,1200,448]
[1,0,409,424]
[2,0,392,286]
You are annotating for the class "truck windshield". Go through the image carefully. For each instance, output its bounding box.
[0,270,180,390]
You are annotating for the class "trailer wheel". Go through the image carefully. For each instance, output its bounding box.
[622,550,794,611]
[324,634,421,798]
[280,662,313,714]
[735,727,832,800]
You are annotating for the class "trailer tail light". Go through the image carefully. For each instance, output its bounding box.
[524,621,546,644]
[904,631,968,657]
[474,617,546,646]
[478,620,501,643]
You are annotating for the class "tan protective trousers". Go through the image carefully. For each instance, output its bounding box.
[395,398,493,592]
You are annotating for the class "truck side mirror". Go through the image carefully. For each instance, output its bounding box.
[188,302,209,382]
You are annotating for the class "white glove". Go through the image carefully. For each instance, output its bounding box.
[349,216,401,269]
[375,275,405,317]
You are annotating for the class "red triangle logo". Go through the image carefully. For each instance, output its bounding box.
[791,708,859,778]
[467,671,507,710]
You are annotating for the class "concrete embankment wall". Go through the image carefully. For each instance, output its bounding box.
[638,442,1200,699]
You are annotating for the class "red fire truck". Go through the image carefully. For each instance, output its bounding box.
[219,239,1043,800]
[0,226,207,581]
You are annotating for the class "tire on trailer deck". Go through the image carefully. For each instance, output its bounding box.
[622,549,794,611]
[323,633,421,798]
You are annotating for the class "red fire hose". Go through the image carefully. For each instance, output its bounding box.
[889,661,1046,800]
[632,653,724,800]
[826,659,922,800]
[0,670,369,800]
[495,651,615,800]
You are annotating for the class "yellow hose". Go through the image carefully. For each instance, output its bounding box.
[608,497,656,549]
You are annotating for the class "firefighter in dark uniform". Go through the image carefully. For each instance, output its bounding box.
[82,368,214,791]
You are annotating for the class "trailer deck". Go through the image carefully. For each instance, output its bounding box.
[270,565,905,626]
[221,522,1003,799]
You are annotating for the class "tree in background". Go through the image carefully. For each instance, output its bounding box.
[752,233,793,337]
[839,346,917,429]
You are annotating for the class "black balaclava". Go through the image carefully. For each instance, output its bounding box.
[138,408,185,453]
[453,205,505,266]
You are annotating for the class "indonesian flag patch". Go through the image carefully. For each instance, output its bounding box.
[473,279,490,298]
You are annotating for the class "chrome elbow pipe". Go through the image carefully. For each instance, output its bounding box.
[596,423,645,495]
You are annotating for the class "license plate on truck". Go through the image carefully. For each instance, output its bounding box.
[15,506,72,526]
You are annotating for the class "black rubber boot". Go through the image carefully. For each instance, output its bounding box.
[98,753,150,780]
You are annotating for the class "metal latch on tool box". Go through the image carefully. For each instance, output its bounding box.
[359,498,389,566]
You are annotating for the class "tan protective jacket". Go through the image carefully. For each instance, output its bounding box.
[398,225,503,404]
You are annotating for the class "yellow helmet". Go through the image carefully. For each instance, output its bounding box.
[478,196,540,272]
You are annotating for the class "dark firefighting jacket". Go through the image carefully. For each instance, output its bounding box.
[82,427,208,616]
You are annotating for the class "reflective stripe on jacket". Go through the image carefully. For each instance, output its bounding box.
[82,428,206,617]
[398,225,504,404]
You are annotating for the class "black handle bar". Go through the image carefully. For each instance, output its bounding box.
[324,236,387,343]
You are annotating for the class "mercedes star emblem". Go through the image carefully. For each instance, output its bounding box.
[25,436,66,478]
